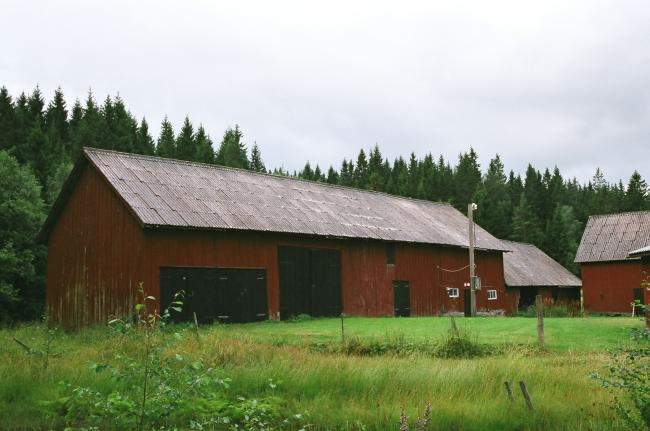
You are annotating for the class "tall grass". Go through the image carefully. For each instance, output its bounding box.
[0,317,641,430]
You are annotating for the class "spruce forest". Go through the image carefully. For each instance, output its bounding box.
[1,86,649,321]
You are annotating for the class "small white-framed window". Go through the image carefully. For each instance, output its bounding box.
[487,289,497,300]
[447,287,459,298]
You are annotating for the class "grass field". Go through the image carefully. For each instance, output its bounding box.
[0,316,645,430]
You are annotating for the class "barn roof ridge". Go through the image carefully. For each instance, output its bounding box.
[81,147,455,210]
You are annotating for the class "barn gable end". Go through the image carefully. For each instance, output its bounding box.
[576,211,650,313]
[46,161,147,328]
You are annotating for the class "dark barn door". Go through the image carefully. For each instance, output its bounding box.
[393,280,410,317]
[278,246,341,319]
[634,288,644,304]
[311,249,342,316]
[463,288,471,317]
[160,267,268,324]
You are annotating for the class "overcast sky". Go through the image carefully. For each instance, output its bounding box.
[2,0,650,183]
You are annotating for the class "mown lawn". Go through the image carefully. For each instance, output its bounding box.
[0,316,645,430]
[217,316,639,351]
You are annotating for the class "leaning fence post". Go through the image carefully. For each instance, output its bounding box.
[535,295,544,347]
[504,381,514,402]
[193,312,200,341]
[519,380,534,410]
[450,315,459,338]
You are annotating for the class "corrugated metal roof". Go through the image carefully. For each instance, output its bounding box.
[502,240,582,287]
[575,211,650,263]
[81,148,507,251]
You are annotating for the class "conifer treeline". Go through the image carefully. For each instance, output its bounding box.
[2,86,649,278]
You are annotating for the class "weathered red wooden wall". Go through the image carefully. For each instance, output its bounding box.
[582,261,644,313]
[46,163,146,328]
[46,163,510,328]
[642,258,650,327]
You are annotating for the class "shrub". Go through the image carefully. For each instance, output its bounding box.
[591,345,650,429]
[434,331,488,359]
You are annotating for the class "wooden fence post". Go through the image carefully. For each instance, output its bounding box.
[504,381,514,401]
[450,315,459,338]
[193,312,200,341]
[519,380,534,410]
[340,313,345,344]
[535,295,544,347]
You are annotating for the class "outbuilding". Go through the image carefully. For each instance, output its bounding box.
[501,240,582,312]
[41,148,511,328]
[575,211,650,314]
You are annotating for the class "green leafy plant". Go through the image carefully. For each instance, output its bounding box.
[591,345,650,429]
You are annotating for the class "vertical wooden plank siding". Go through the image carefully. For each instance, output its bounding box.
[46,167,510,327]
[141,233,509,319]
[581,261,644,313]
[46,165,146,329]
[642,258,650,319]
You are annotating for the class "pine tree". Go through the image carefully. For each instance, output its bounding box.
[339,159,354,186]
[215,125,248,169]
[474,155,512,238]
[353,149,368,189]
[625,171,648,211]
[112,97,137,153]
[326,166,339,184]
[97,95,115,150]
[156,117,176,158]
[367,145,384,191]
[544,205,581,274]
[194,125,215,164]
[407,152,420,198]
[300,162,314,180]
[511,195,544,246]
[389,157,409,196]
[175,116,196,161]
[453,148,481,211]
[0,87,16,151]
[44,87,69,146]
[249,142,266,172]
[135,118,155,155]
[523,164,545,216]
[314,165,324,182]
[417,154,436,200]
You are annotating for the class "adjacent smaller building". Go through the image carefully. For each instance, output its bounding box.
[575,210,650,313]
[502,240,582,312]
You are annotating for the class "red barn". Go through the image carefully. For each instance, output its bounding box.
[41,148,511,328]
[575,211,650,314]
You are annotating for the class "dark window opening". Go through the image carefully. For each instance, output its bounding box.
[386,243,396,265]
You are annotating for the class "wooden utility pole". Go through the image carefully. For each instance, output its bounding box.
[468,203,477,317]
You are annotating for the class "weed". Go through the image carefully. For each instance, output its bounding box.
[591,345,650,430]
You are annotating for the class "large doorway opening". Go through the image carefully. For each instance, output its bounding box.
[278,246,341,319]
[160,267,268,323]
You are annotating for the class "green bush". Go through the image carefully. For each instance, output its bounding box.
[591,346,650,430]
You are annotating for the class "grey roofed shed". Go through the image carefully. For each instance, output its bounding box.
[575,210,650,263]
[41,148,508,251]
[502,240,582,287]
